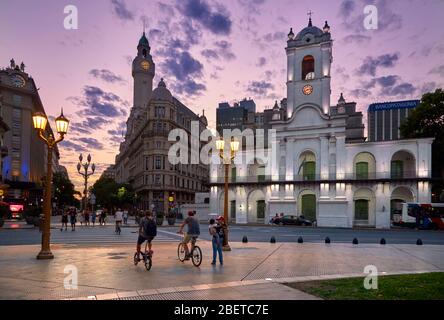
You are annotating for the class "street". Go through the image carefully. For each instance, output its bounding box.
[1,218,444,245]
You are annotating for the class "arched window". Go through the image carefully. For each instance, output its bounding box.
[302,55,315,80]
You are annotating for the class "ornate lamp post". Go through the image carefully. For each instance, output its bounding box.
[32,109,69,259]
[216,136,239,251]
[77,154,95,212]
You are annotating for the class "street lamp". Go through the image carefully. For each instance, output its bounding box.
[216,136,239,251]
[77,153,95,212]
[32,109,69,259]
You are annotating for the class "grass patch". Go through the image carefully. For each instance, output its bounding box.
[285,272,444,300]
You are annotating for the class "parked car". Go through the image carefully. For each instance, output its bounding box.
[272,215,313,226]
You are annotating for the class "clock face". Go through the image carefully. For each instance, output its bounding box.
[11,75,26,88]
[141,60,150,71]
[338,106,345,114]
[302,85,313,95]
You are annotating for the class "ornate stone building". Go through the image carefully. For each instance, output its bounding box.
[209,18,433,229]
[0,59,61,206]
[114,32,209,214]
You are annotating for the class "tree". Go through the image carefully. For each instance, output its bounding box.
[91,177,135,211]
[400,88,444,201]
[53,172,78,207]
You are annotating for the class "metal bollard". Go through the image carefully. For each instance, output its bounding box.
[242,236,248,243]
[297,236,303,243]
[352,238,358,245]
[416,238,423,245]
[325,237,331,244]
[380,238,386,245]
[270,236,276,243]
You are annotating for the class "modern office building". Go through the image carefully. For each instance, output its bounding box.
[0,59,60,207]
[368,100,420,142]
[114,32,209,214]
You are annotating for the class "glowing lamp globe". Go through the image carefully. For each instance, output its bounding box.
[230,139,239,153]
[32,112,48,131]
[55,110,69,135]
[216,138,225,151]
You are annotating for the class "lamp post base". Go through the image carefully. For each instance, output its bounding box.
[222,244,231,251]
[36,250,54,260]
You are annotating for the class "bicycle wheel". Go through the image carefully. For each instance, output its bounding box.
[191,246,202,267]
[177,243,186,262]
[133,253,139,266]
[144,255,152,271]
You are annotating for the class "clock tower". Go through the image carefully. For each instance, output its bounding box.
[286,18,332,118]
[132,31,155,110]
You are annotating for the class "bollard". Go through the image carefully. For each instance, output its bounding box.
[416,238,423,245]
[325,237,331,244]
[270,236,276,243]
[352,238,358,245]
[242,236,248,243]
[380,238,386,245]
[297,236,303,243]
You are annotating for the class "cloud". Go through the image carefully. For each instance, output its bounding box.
[214,41,236,60]
[110,0,134,21]
[237,0,266,15]
[256,57,267,67]
[382,83,416,96]
[350,88,372,99]
[69,86,129,119]
[263,31,286,42]
[430,65,444,77]
[89,69,126,84]
[201,49,219,60]
[360,74,416,97]
[59,140,87,153]
[342,34,371,44]
[172,79,206,96]
[76,137,105,150]
[363,75,399,89]
[246,80,275,96]
[163,51,204,81]
[357,53,399,76]
[176,0,232,35]
[337,0,402,33]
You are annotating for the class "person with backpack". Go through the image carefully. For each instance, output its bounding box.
[136,210,157,259]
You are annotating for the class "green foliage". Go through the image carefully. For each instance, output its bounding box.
[286,272,444,300]
[400,89,444,199]
[91,177,135,210]
[53,172,78,207]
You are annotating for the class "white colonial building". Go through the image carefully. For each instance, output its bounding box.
[209,18,433,229]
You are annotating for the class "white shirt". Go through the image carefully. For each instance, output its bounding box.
[115,211,123,221]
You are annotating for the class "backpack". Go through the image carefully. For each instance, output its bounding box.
[143,218,157,237]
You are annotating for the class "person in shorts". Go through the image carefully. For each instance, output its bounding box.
[178,211,200,260]
[137,211,157,258]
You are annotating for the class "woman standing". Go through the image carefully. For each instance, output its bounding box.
[208,218,223,265]
[61,209,68,231]
[70,209,77,231]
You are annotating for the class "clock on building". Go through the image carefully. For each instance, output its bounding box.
[11,74,26,87]
[302,85,313,95]
[338,106,345,114]
[141,60,150,71]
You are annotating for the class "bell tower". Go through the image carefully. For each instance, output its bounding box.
[286,17,332,117]
[132,31,155,110]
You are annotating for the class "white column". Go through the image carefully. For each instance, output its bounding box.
[286,138,294,180]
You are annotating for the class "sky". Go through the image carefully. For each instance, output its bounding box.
[1,0,444,191]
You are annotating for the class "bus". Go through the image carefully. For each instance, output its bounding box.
[399,202,444,230]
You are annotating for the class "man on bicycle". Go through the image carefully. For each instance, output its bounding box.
[137,211,157,259]
[115,208,123,233]
[178,211,200,260]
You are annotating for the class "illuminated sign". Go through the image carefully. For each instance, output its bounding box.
[368,100,420,112]
[10,204,24,212]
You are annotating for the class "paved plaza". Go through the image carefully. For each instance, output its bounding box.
[0,239,443,300]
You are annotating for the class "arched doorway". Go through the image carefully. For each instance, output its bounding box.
[299,190,316,221]
[247,189,266,223]
[353,188,376,227]
[391,186,415,222]
[353,152,376,179]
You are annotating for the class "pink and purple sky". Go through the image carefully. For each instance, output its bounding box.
[1,0,444,191]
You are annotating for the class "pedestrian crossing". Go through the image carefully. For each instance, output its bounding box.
[50,227,181,245]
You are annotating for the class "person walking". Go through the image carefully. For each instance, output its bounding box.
[91,210,97,226]
[115,208,123,234]
[84,209,90,226]
[61,209,68,231]
[101,209,107,225]
[209,218,223,265]
[123,209,128,225]
[70,209,77,231]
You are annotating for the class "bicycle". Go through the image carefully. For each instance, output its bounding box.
[133,242,152,271]
[177,233,202,267]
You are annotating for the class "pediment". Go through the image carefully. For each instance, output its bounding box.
[290,104,329,128]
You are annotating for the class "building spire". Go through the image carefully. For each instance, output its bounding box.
[307,10,314,27]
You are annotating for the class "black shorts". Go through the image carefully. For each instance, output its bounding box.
[138,235,154,245]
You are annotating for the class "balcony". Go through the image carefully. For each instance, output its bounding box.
[209,170,432,185]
